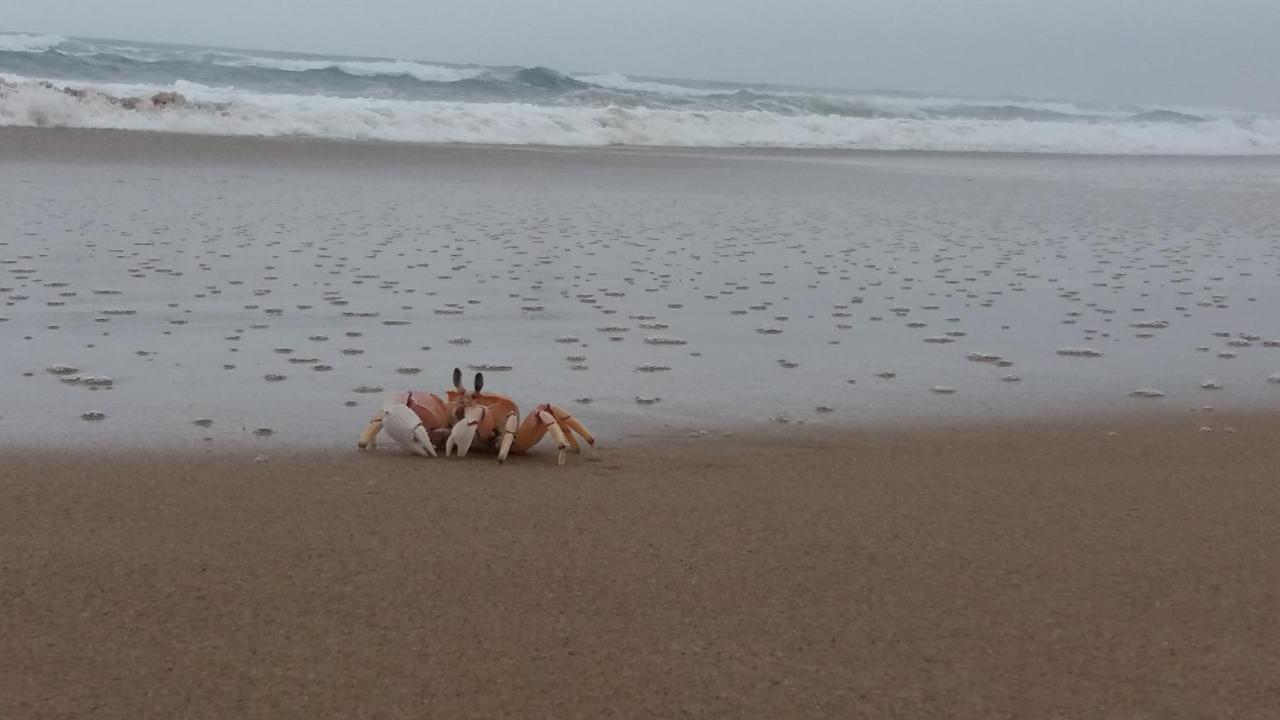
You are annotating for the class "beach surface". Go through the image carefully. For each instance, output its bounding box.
[4,413,1280,719]
[4,129,1280,718]
[3,129,1280,447]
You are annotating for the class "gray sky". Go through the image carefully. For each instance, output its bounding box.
[5,0,1279,111]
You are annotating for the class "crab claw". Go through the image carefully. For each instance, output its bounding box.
[382,404,437,457]
[445,405,485,458]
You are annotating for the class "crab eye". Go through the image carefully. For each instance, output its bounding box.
[474,372,484,393]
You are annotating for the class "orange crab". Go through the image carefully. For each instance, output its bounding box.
[357,368,595,465]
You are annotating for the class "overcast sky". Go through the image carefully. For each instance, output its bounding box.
[4,0,1278,111]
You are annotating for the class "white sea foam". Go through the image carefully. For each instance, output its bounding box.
[0,33,67,53]
[4,76,1280,154]
[762,86,1143,119]
[573,72,721,97]
[212,56,485,84]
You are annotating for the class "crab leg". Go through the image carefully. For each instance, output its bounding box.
[546,416,570,466]
[497,412,518,464]
[560,425,581,454]
[357,412,383,450]
[514,408,570,465]
[547,405,596,454]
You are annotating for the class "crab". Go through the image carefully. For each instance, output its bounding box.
[357,368,595,465]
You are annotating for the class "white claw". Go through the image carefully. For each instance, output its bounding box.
[412,423,437,457]
[383,404,432,457]
[447,406,484,458]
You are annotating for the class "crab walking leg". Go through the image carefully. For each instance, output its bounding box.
[497,412,518,464]
[383,404,437,457]
[445,405,486,458]
[560,426,581,454]
[547,405,596,455]
[514,409,570,465]
[357,412,384,450]
[540,407,579,454]
[546,417,570,466]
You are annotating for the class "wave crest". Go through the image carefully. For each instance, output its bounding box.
[573,72,719,97]
[2,77,1278,154]
[211,55,485,84]
[0,33,67,53]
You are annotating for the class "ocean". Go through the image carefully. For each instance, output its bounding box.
[3,31,1279,154]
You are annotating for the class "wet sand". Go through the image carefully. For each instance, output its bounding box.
[4,128,1280,447]
[4,412,1279,719]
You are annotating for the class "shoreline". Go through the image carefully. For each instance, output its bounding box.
[5,413,1279,718]
[5,125,1280,163]
[1,403,1272,452]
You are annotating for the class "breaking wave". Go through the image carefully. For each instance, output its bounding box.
[3,32,1279,154]
[575,72,722,97]
[5,77,1278,154]
[211,55,486,84]
[0,33,67,53]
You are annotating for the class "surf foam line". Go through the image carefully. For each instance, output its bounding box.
[208,56,486,84]
[3,76,1279,155]
[0,33,67,53]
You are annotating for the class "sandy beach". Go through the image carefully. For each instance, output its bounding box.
[4,412,1280,719]
[3,128,1280,718]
